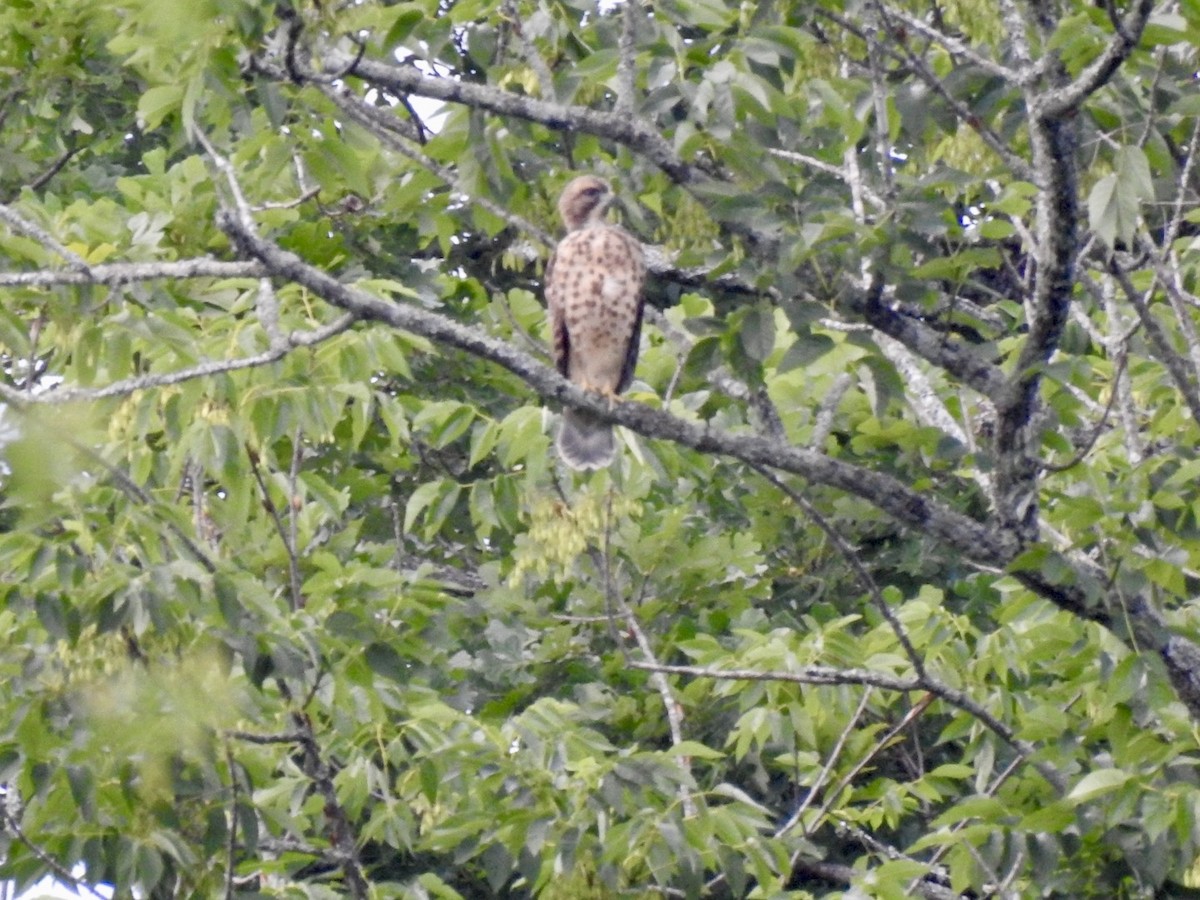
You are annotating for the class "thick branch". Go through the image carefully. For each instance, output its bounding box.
[218,211,1018,568]
[218,216,1200,726]
[993,107,1079,538]
[846,290,1008,402]
[289,710,369,898]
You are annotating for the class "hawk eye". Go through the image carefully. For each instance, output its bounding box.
[582,186,603,197]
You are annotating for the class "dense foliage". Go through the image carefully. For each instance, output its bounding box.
[3,0,1200,896]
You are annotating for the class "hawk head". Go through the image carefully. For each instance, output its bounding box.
[558,175,614,231]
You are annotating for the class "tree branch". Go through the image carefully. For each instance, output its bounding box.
[0,202,92,273]
[0,312,357,405]
[631,660,1065,793]
[0,795,112,900]
[287,710,370,898]
[844,288,1009,403]
[216,213,1200,728]
[993,93,1081,539]
[1038,0,1155,117]
[0,258,263,287]
[874,2,1025,85]
[317,50,707,187]
[217,210,1019,566]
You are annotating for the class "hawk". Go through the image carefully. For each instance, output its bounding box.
[545,175,646,470]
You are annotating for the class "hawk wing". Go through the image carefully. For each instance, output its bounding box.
[545,248,571,378]
[617,287,645,394]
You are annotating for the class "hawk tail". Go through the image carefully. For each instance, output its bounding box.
[557,409,615,470]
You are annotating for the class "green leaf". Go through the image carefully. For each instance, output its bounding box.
[365,642,407,682]
[1067,769,1131,805]
[1020,803,1077,833]
[137,84,183,130]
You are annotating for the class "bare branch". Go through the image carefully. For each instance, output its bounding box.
[223,740,239,900]
[631,659,921,692]
[1042,352,1128,473]
[256,278,287,349]
[1110,260,1200,423]
[247,442,306,610]
[631,660,1065,793]
[810,372,852,451]
[843,288,1009,403]
[61,437,220,575]
[287,710,370,897]
[753,466,928,681]
[253,185,321,212]
[865,7,896,195]
[777,689,873,836]
[1160,117,1200,256]
[613,573,696,816]
[807,694,935,832]
[321,83,556,248]
[993,102,1080,538]
[225,728,309,745]
[287,427,305,608]
[814,7,1039,184]
[997,0,1035,70]
[192,126,258,234]
[27,144,85,193]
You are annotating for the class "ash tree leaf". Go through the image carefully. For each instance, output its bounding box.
[1067,768,1131,805]
[1089,147,1153,248]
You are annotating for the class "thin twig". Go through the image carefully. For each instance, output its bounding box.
[223,740,239,900]
[0,202,92,272]
[1160,116,1200,256]
[807,694,935,834]
[753,465,928,680]
[246,444,305,610]
[768,147,886,210]
[0,798,111,899]
[27,144,85,193]
[252,185,321,212]
[287,427,305,609]
[778,689,873,835]
[0,312,357,405]
[873,3,1025,84]
[1042,352,1128,473]
[224,729,307,744]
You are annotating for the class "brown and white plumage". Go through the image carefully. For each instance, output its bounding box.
[545,175,646,470]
